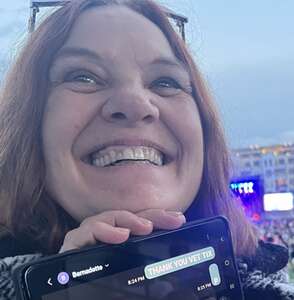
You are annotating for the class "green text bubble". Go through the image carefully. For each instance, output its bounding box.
[144,246,215,279]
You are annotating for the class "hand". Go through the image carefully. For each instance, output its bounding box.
[59,209,186,253]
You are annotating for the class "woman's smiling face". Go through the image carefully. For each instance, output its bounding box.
[42,5,204,222]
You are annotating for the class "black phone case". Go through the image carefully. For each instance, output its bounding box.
[13,215,244,300]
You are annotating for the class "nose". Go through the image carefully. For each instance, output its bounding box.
[101,88,160,126]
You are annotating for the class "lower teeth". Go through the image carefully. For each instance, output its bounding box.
[111,160,152,166]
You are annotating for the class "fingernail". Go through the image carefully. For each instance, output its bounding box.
[166,211,183,217]
[117,227,130,234]
[166,211,186,223]
[139,218,153,226]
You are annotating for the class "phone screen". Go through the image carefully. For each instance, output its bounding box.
[18,217,243,300]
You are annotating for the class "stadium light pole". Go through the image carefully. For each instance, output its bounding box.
[29,0,188,40]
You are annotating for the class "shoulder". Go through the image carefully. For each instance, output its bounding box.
[238,240,294,300]
[0,226,42,300]
[0,226,39,258]
[0,253,42,300]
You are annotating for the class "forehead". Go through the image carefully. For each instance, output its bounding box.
[62,5,176,65]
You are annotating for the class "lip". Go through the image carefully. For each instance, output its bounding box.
[81,138,175,165]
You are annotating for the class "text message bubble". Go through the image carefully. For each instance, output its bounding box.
[144,246,215,279]
[209,263,221,286]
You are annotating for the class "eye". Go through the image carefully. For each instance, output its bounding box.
[68,74,96,84]
[65,71,99,84]
[151,77,182,89]
[63,70,107,93]
[150,77,183,97]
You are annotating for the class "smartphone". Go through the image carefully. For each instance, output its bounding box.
[14,216,244,300]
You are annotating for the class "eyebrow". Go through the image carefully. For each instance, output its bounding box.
[54,47,103,64]
[54,47,188,73]
[150,57,187,71]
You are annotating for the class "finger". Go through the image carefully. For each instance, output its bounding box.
[136,209,186,230]
[84,210,153,236]
[59,222,130,253]
[85,221,130,244]
[59,227,95,253]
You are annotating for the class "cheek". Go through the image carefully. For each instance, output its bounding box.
[42,89,94,151]
[183,104,204,173]
[165,96,203,153]
[173,98,204,184]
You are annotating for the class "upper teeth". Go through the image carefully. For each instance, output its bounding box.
[91,146,164,167]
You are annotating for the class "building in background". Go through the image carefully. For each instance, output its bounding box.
[231,144,294,194]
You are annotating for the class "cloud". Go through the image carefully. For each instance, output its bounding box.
[278,131,294,143]
[0,23,20,38]
[208,59,294,149]
[230,130,294,149]
[0,0,27,11]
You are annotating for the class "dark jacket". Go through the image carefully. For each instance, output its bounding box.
[237,240,294,299]
[0,231,294,300]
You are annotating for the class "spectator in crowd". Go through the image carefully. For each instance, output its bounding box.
[257,218,294,247]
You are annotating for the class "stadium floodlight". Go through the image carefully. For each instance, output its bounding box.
[29,0,188,40]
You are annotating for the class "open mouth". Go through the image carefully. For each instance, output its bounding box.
[96,159,162,167]
[82,146,172,168]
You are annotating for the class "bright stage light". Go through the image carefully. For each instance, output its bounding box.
[263,192,294,211]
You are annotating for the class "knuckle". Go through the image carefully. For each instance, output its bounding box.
[82,219,103,232]
[63,229,76,243]
[80,215,95,226]
[91,220,105,231]
[119,210,135,218]
[137,208,158,218]
[110,210,130,217]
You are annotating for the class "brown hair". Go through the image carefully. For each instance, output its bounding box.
[0,0,258,255]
